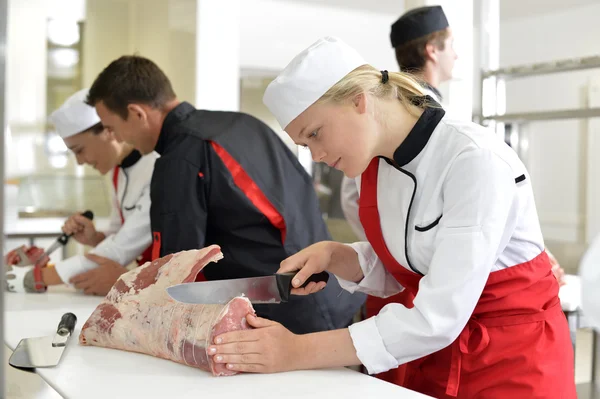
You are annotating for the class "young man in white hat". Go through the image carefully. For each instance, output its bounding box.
[5,88,158,296]
[207,36,576,399]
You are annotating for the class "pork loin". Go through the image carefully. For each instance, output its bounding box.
[79,245,255,376]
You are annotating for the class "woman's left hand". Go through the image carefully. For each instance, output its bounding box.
[208,315,305,373]
[547,249,566,287]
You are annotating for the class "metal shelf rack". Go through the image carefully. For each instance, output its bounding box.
[480,55,600,123]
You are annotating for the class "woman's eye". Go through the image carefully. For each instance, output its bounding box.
[309,129,319,138]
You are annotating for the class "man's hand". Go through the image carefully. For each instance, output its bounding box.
[69,254,127,296]
[62,213,105,247]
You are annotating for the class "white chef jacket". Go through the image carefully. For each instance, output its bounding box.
[340,87,442,241]
[580,234,600,331]
[54,151,159,283]
[336,106,546,375]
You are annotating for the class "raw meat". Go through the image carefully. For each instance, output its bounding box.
[79,245,255,376]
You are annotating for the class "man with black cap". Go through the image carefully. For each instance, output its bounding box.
[389,5,457,102]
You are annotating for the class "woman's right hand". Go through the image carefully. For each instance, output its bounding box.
[62,213,103,246]
[278,241,334,296]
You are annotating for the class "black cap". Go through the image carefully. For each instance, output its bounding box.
[390,5,449,48]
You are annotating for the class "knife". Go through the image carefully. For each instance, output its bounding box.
[166,271,330,305]
[14,210,95,267]
[38,210,94,263]
[9,312,77,370]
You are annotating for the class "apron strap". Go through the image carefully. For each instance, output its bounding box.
[112,166,124,223]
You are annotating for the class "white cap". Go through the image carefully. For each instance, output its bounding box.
[263,36,367,130]
[49,88,101,139]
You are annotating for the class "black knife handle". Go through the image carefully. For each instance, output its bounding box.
[81,210,94,221]
[58,210,94,245]
[57,313,77,336]
[276,271,330,302]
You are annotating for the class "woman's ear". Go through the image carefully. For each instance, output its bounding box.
[353,92,368,114]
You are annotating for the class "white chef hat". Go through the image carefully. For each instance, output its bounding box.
[263,36,367,130]
[49,88,101,139]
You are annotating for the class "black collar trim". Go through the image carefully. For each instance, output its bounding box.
[120,150,142,168]
[392,98,445,167]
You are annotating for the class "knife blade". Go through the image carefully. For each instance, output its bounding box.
[9,312,77,370]
[166,271,330,305]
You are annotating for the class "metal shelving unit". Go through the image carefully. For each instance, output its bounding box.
[480,54,600,124]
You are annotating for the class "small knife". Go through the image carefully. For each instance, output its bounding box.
[39,210,94,262]
[166,271,330,305]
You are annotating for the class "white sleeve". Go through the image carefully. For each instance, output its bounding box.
[54,185,152,284]
[581,234,600,331]
[349,150,519,374]
[335,241,403,297]
[340,176,366,241]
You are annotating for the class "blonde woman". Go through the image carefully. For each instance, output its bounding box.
[208,37,576,398]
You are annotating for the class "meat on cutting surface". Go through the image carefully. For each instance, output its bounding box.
[79,245,255,376]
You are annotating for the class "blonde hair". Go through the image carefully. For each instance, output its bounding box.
[316,64,435,117]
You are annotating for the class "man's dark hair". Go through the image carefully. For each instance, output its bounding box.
[394,29,449,74]
[86,55,176,120]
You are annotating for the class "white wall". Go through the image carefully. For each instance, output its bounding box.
[6,0,48,129]
[84,0,197,105]
[500,2,600,270]
[196,0,240,111]
[4,0,197,180]
[5,0,89,179]
[239,0,400,73]
[240,76,297,152]
[82,0,130,88]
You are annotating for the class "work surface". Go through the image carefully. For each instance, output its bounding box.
[4,290,431,399]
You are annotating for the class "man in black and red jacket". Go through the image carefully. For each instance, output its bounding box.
[86,55,365,334]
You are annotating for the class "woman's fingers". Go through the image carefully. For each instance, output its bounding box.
[62,218,81,235]
[278,251,306,274]
[290,281,327,295]
[223,363,266,373]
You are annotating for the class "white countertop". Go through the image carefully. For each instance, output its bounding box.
[4,290,432,399]
[4,217,111,237]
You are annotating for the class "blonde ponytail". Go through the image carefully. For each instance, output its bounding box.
[316,65,436,117]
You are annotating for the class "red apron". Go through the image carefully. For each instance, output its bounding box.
[358,158,576,398]
[112,167,153,266]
